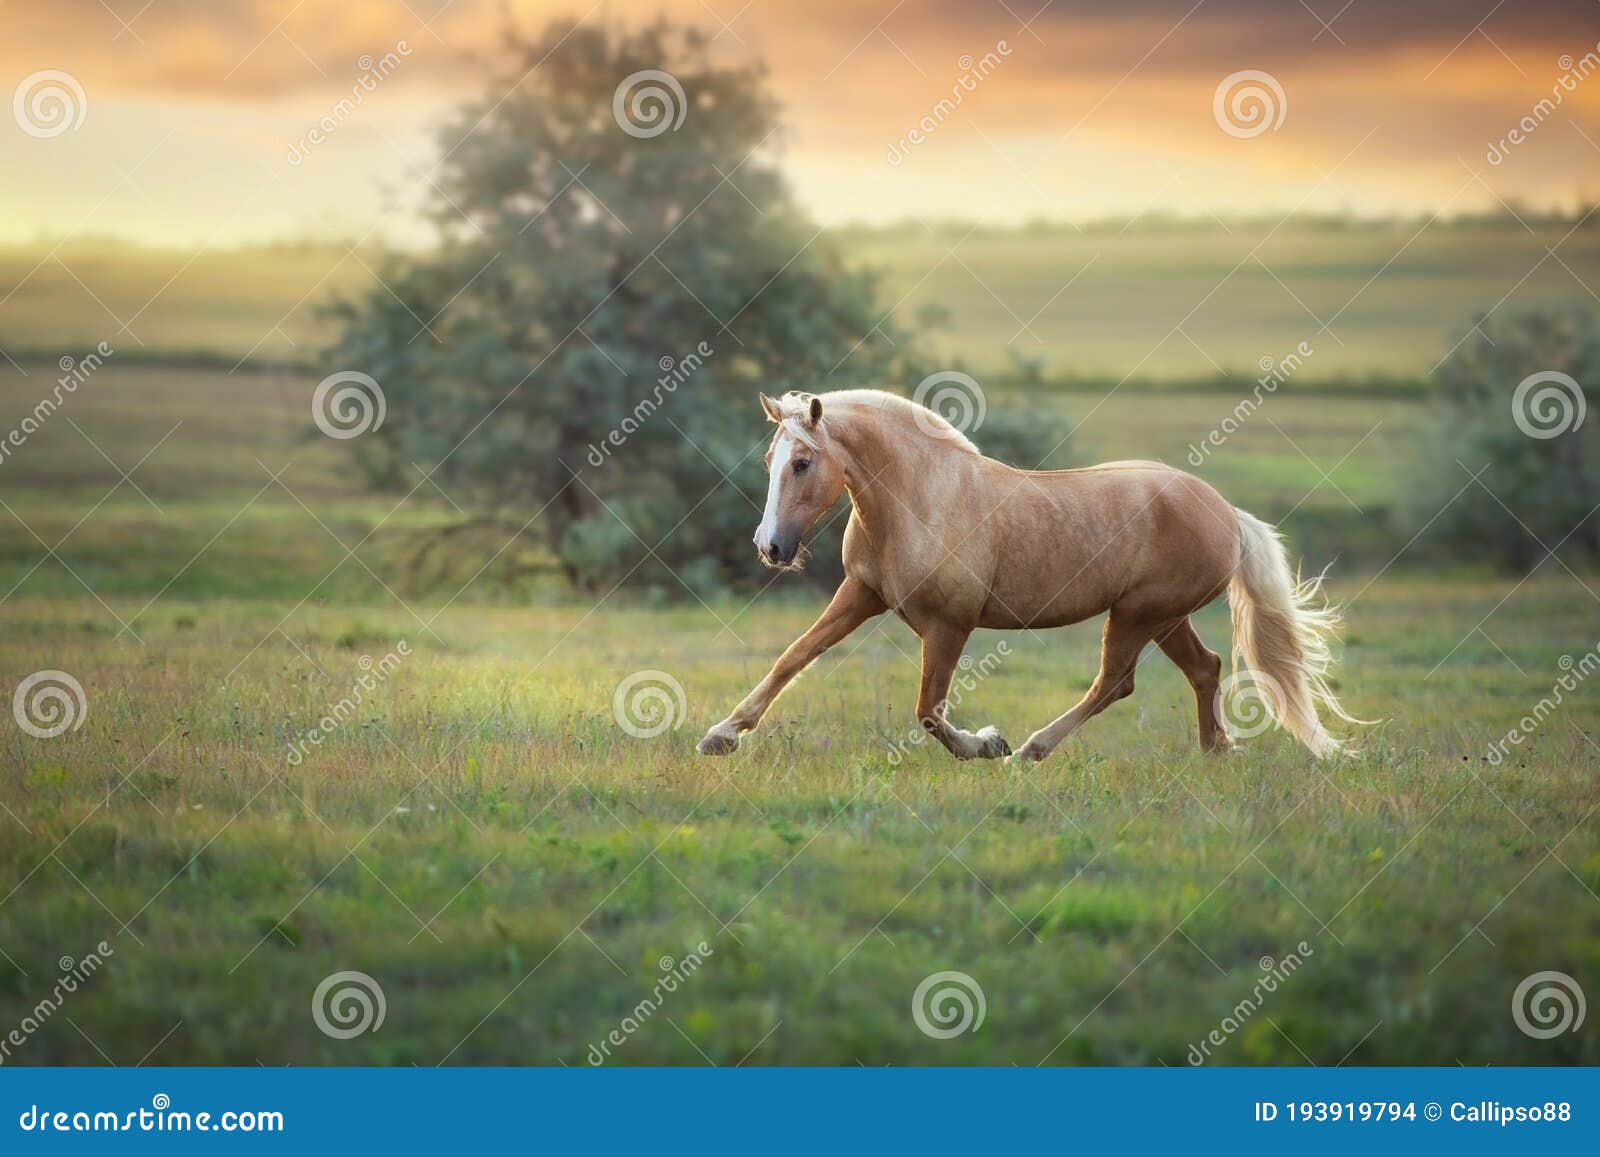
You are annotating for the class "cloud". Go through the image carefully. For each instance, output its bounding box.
[9,0,1597,99]
[2,0,1597,239]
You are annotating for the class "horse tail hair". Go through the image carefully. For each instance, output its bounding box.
[1227,507,1363,757]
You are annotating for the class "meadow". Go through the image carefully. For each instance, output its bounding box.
[4,215,1595,378]
[0,359,1596,1065]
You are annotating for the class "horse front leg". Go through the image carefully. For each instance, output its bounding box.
[697,577,886,755]
[916,625,1012,760]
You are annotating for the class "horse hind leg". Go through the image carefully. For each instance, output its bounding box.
[1008,613,1150,764]
[1155,617,1231,754]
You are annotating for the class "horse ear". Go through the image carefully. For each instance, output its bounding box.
[807,396,823,425]
[759,393,783,424]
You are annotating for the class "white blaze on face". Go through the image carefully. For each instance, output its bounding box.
[755,431,795,554]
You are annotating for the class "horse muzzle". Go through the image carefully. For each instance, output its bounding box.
[754,526,801,567]
[762,538,800,567]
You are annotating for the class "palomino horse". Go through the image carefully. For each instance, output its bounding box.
[696,390,1360,763]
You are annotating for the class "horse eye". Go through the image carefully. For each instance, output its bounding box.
[793,459,811,474]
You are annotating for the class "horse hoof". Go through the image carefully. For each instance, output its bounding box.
[976,725,1011,759]
[1005,743,1047,766]
[697,728,740,756]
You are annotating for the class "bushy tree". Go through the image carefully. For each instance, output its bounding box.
[1409,306,1598,570]
[327,19,1064,597]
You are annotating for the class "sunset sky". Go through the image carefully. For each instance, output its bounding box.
[3,0,1600,246]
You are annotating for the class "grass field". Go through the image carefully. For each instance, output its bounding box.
[0,576,1596,1065]
[0,358,1597,1066]
[4,216,1595,378]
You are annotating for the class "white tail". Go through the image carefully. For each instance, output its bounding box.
[1228,507,1362,757]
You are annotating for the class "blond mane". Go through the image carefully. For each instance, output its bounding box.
[773,389,982,455]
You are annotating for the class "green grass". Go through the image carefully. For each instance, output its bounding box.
[4,217,1595,377]
[0,360,1595,1066]
[0,363,462,606]
[0,575,1596,1065]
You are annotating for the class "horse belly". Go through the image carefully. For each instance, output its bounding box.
[977,602,1099,631]
[978,554,1119,630]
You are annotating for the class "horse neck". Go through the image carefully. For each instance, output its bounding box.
[831,408,963,538]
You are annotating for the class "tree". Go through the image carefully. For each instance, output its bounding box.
[326,19,1064,598]
[1408,305,1598,570]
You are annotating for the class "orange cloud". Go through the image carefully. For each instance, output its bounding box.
[1,0,1597,242]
